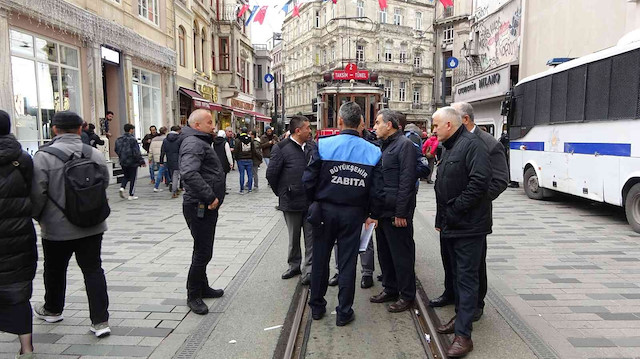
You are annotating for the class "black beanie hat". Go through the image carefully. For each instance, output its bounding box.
[52,111,83,129]
[0,110,10,136]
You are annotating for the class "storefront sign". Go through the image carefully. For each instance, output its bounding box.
[231,99,254,111]
[101,46,120,65]
[200,85,218,102]
[333,63,369,81]
[453,65,511,103]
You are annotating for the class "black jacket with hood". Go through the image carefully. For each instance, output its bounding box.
[378,131,418,219]
[212,136,231,173]
[0,134,37,291]
[161,131,182,172]
[234,132,255,161]
[179,126,226,206]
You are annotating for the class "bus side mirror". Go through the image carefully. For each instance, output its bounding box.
[501,97,515,125]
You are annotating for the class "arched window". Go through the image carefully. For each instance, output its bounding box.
[201,28,207,73]
[193,21,201,71]
[178,26,186,67]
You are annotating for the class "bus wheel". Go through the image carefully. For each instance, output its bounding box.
[625,183,640,233]
[524,167,544,200]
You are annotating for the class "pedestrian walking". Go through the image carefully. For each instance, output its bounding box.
[0,111,37,359]
[142,126,159,184]
[249,130,263,190]
[213,130,233,195]
[369,109,418,313]
[149,126,169,193]
[115,124,146,200]
[86,124,105,148]
[452,102,508,321]
[162,126,183,198]
[260,126,279,167]
[225,127,236,170]
[266,116,315,285]
[304,102,382,327]
[422,133,438,184]
[31,111,112,338]
[234,127,255,194]
[180,109,226,315]
[432,107,492,357]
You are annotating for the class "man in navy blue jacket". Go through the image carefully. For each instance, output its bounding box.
[303,102,383,327]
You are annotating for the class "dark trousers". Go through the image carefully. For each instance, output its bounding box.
[427,157,435,181]
[309,203,365,321]
[376,218,416,301]
[42,234,109,324]
[183,203,219,299]
[444,235,485,338]
[440,236,487,308]
[120,166,138,196]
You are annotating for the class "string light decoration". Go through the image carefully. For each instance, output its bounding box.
[0,0,176,69]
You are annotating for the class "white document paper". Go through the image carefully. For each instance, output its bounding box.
[359,223,375,252]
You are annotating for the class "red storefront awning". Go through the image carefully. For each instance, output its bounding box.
[247,110,272,123]
[178,87,211,110]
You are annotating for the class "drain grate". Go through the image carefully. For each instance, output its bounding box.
[173,217,286,359]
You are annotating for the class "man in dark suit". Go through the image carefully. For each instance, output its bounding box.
[452,102,509,320]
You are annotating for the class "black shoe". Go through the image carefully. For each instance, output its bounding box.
[301,273,311,285]
[336,313,355,327]
[377,274,383,282]
[369,291,399,303]
[429,294,454,307]
[328,273,339,286]
[361,276,374,289]
[187,298,208,315]
[202,287,224,299]
[312,309,325,320]
[281,268,301,279]
[472,307,483,322]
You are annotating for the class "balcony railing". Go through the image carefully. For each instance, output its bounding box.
[253,44,268,51]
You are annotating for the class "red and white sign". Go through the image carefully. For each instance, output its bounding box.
[333,63,369,81]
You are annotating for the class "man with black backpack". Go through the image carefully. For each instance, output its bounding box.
[31,111,112,338]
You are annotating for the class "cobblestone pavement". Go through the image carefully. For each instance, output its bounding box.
[0,168,282,359]
[419,185,640,359]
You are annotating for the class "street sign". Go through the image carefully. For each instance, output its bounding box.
[332,63,369,80]
[264,73,274,83]
[447,57,459,69]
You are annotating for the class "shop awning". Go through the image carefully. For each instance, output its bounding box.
[247,111,272,123]
[178,87,211,110]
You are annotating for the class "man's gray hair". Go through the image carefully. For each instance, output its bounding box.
[452,102,474,122]
[377,109,399,129]
[433,106,463,127]
[188,109,211,126]
[339,101,362,128]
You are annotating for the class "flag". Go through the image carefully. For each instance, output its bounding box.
[293,2,300,17]
[254,6,268,24]
[439,0,453,8]
[245,5,259,26]
[378,0,387,10]
[281,0,291,13]
[237,4,250,18]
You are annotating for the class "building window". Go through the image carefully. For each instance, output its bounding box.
[384,80,392,100]
[379,8,387,23]
[201,29,206,73]
[394,8,402,26]
[219,37,229,71]
[414,54,421,68]
[257,65,263,89]
[10,29,82,152]
[132,67,162,141]
[399,81,406,102]
[331,46,336,61]
[413,86,421,104]
[356,44,364,62]
[416,12,422,30]
[315,11,320,28]
[399,44,407,63]
[445,76,452,96]
[443,25,454,45]
[444,5,454,18]
[138,0,159,25]
[322,49,327,64]
[240,58,248,93]
[357,0,364,17]
[178,26,186,67]
[384,43,392,62]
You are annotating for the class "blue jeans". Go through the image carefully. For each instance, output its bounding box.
[149,161,156,181]
[237,159,253,191]
[154,165,170,189]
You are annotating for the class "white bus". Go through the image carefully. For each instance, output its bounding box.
[506,30,640,233]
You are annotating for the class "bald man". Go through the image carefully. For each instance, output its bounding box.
[432,107,492,357]
[180,109,226,315]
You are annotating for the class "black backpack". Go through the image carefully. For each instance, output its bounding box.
[39,145,111,227]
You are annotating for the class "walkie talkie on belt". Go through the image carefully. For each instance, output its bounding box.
[197,203,206,218]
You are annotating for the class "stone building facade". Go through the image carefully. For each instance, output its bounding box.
[0,0,176,157]
[281,0,436,128]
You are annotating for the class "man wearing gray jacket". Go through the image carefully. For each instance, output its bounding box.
[30,111,111,338]
[180,109,226,315]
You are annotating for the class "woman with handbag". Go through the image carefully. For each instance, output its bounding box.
[0,110,38,359]
[422,133,439,184]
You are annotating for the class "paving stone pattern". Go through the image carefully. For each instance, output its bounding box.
[0,169,282,359]
[419,186,640,359]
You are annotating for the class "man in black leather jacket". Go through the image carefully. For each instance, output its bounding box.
[368,109,418,313]
[432,107,492,358]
